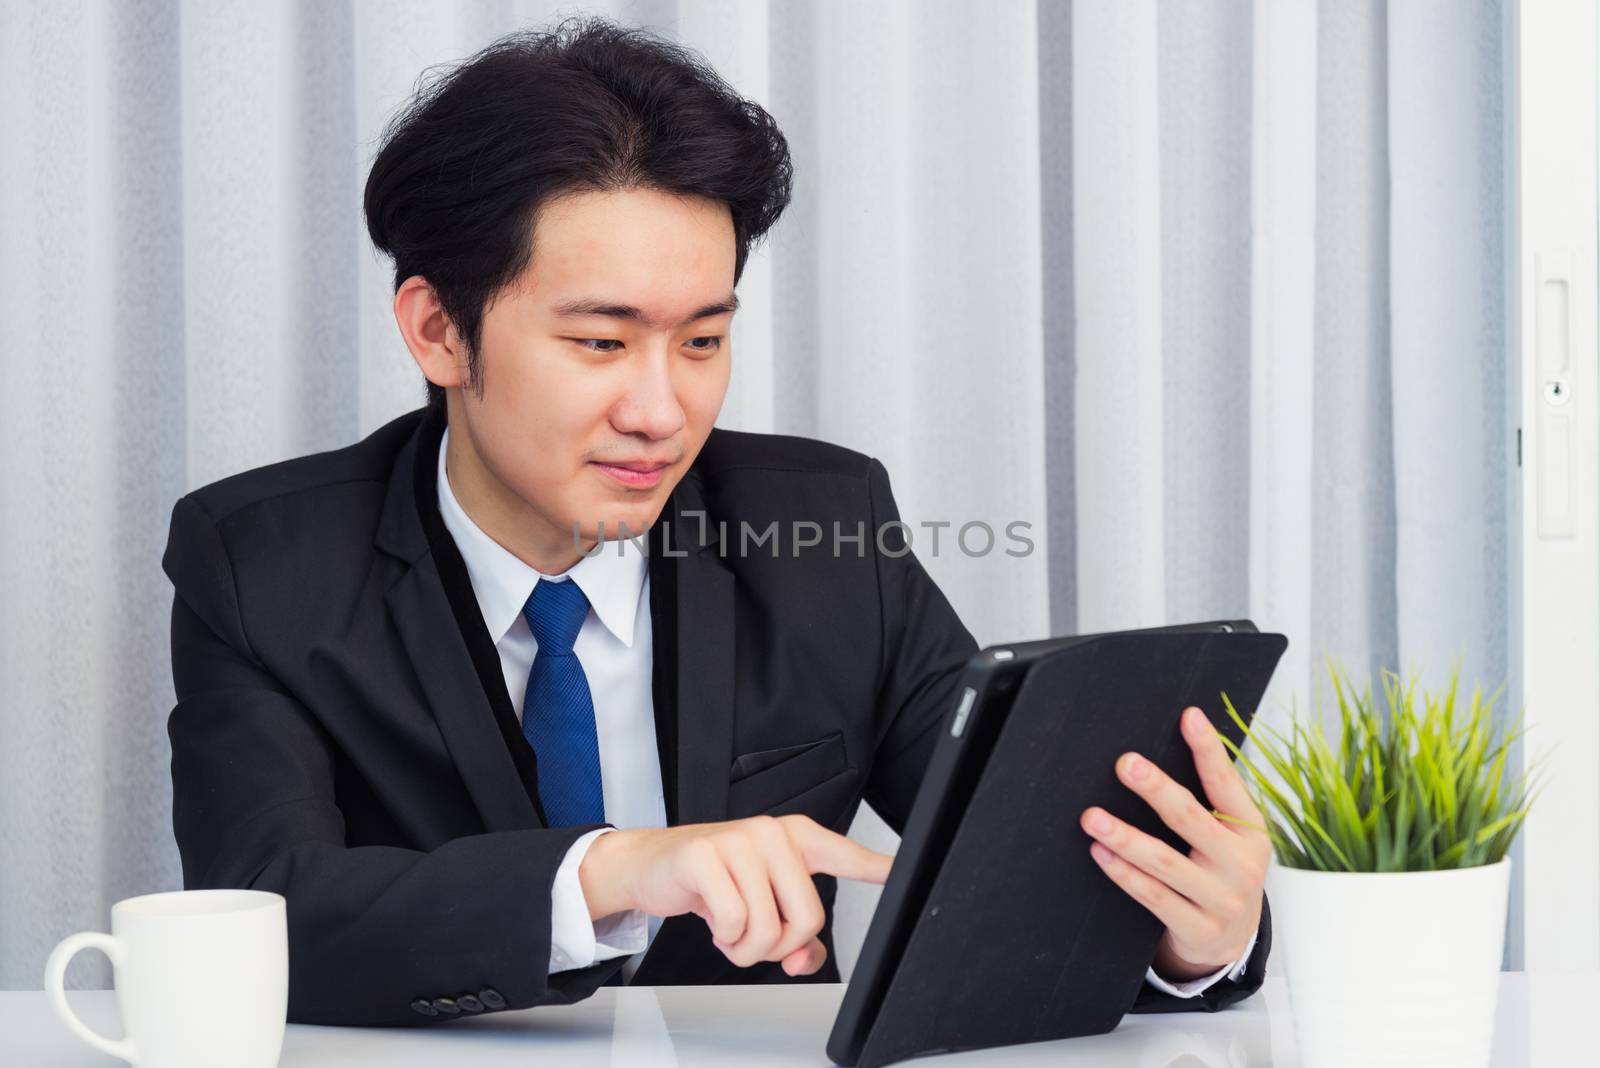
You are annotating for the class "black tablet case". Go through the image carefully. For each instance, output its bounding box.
[853,630,1287,1068]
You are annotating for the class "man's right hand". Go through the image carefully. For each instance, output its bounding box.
[577,814,894,977]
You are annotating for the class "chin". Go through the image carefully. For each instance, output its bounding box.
[578,507,658,542]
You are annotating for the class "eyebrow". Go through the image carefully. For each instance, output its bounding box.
[550,294,740,330]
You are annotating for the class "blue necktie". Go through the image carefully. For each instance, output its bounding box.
[522,579,626,987]
[520,578,605,828]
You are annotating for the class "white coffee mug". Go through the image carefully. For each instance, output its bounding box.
[43,888,288,1068]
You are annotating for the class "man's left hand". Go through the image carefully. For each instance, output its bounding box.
[1079,704,1270,983]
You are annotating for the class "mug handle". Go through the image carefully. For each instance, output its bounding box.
[44,931,140,1063]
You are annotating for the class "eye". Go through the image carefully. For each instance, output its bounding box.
[685,336,724,356]
[572,338,624,353]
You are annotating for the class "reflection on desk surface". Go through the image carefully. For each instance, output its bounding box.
[3,973,1588,1067]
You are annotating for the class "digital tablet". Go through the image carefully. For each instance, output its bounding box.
[826,620,1288,1067]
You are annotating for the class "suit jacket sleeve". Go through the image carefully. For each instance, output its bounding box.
[854,459,1271,1014]
[163,494,620,1026]
[857,457,980,833]
[1127,893,1271,1014]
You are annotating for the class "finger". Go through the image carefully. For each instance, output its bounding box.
[782,937,828,976]
[1080,806,1233,912]
[718,844,782,968]
[780,816,894,883]
[1090,840,1210,937]
[1181,705,1264,824]
[761,826,829,962]
[689,845,748,947]
[1115,750,1232,859]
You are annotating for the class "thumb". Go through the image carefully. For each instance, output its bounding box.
[782,937,829,976]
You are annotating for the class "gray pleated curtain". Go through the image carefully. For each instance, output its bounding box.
[0,0,1513,988]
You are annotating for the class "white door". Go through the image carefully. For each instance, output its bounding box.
[1515,0,1600,973]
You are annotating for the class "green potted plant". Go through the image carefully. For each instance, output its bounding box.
[1216,655,1543,1068]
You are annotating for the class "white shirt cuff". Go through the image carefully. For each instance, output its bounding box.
[547,827,651,974]
[1142,925,1258,998]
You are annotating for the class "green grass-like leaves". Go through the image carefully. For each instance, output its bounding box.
[1213,654,1546,872]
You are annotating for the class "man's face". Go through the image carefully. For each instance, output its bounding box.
[448,186,736,554]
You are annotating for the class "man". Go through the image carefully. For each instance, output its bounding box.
[163,17,1271,1027]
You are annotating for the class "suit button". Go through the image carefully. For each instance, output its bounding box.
[478,987,506,1010]
[457,994,483,1013]
[410,998,439,1017]
[431,997,461,1015]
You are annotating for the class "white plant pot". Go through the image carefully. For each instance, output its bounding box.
[1265,854,1512,1068]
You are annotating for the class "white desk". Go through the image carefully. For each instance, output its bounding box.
[3,974,1588,1066]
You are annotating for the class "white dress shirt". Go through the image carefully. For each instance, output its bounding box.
[437,427,659,981]
[436,428,1252,996]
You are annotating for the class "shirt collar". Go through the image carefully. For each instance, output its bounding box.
[435,425,648,648]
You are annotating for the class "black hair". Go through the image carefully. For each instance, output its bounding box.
[363,15,794,409]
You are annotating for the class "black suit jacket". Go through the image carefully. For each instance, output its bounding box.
[162,402,1269,1026]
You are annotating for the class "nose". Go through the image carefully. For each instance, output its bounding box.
[609,348,687,441]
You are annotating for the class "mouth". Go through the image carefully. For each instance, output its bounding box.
[590,460,669,489]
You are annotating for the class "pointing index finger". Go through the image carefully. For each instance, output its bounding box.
[783,818,894,884]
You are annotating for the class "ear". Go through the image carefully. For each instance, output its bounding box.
[393,275,471,391]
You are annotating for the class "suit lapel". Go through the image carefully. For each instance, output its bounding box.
[651,474,736,828]
[384,560,545,832]
[375,407,544,833]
